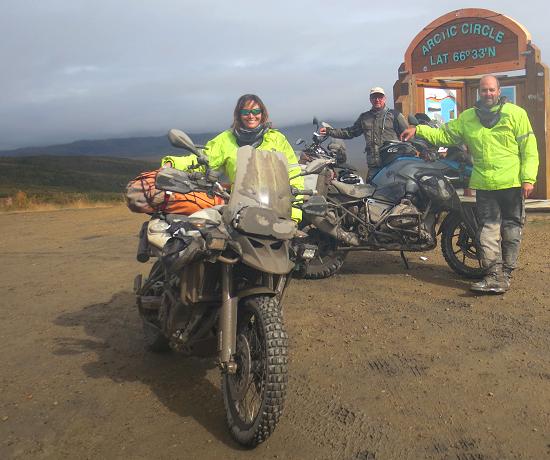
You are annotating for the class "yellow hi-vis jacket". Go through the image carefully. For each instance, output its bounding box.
[416,102,539,190]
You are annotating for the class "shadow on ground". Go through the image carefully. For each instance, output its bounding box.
[53,291,244,450]
[338,251,478,294]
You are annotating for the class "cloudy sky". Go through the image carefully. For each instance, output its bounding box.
[1,0,547,149]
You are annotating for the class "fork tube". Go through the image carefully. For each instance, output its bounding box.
[275,274,291,308]
[219,263,238,373]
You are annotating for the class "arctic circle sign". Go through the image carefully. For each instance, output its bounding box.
[395,8,550,199]
[404,9,530,78]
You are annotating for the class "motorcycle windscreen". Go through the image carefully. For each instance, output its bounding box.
[227,145,292,219]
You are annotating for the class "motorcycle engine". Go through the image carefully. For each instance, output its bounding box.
[354,199,394,240]
[385,200,421,229]
[158,278,194,351]
[366,198,394,224]
[370,199,434,245]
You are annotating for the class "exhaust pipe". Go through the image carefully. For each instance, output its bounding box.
[310,216,360,246]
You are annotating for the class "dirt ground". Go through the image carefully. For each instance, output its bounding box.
[1,205,550,460]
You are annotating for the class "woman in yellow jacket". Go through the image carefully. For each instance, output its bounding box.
[401,75,539,294]
[162,94,303,221]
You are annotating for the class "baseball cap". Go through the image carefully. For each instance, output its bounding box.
[369,87,385,96]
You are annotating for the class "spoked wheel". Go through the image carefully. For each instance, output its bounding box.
[441,213,487,279]
[295,228,347,280]
[137,261,170,352]
[222,295,288,447]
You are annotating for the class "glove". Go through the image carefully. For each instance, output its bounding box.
[299,152,312,164]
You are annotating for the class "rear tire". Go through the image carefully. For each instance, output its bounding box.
[137,261,171,352]
[221,295,288,447]
[441,213,487,279]
[295,229,347,280]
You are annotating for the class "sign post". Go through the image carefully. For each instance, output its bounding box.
[394,8,549,199]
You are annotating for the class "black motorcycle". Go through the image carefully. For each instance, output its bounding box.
[133,129,319,446]
[297,118,485,280]
[293,120,364,278]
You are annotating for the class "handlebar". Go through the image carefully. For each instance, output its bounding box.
[187,171,205,181]
[156,167,229,202]
[292,187,316,196]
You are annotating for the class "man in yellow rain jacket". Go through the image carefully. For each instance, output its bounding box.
[401,75,539,294]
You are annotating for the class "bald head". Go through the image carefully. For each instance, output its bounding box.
[480,75,500,89]
[479,75,501,107]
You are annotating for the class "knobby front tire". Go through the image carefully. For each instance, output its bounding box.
[295,229,347,280]
[221,295,288,447]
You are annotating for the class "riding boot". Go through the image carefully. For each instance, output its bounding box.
[502,266,513,290]
[470,266,508,294]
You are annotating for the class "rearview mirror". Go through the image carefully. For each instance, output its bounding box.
[407,114,419,126]
[168,129,209,166]
[414,112,432,124]
[168,129,198,154]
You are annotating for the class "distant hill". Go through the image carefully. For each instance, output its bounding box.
[0,155,157,195]
[0,135,191,161]
[0,121,371,205]
[0,121,367,166]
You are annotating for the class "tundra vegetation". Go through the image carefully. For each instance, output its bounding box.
[0,155,157,211]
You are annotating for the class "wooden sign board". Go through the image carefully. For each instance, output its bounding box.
[396,9,549,198]
[405,9,531,78]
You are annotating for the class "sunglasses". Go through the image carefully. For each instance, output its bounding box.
[240,108,262,116]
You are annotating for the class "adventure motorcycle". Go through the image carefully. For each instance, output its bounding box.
[295,119,364,189]
[297,117,485,280]
[133,130,319,446]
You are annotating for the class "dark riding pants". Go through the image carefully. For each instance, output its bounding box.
[475,188,525,273]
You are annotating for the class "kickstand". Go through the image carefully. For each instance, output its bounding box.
[400,251,410,270]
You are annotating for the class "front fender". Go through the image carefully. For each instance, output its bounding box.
[237,287,277,299]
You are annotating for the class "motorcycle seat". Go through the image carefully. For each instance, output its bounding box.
[330,181,375,198]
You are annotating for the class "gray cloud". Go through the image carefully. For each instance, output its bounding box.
[0,0,547,149]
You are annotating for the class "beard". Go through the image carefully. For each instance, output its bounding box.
[480,94,500,108]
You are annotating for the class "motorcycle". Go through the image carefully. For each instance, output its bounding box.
[133,129,319,446]
[295,118,364,188]
[293,120,364,278]
[297,117,485,280]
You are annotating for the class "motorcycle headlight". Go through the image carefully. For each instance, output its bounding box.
[296,243,317,260]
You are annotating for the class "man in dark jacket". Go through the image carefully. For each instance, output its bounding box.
[319,87,408,180]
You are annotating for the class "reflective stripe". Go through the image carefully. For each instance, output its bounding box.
[516,132,534,142]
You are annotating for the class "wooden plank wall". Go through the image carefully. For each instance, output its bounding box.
[525,43,550,199]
